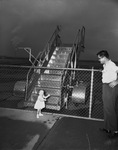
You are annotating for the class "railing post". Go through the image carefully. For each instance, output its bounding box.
[25,82,28,101]
[89,67,94,118]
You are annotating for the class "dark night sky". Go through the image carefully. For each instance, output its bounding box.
[0,0,118,61]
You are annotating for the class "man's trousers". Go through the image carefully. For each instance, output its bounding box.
[102,83,118,131]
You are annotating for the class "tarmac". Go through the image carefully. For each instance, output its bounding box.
[0,107,60,150]
[0,107,118,150]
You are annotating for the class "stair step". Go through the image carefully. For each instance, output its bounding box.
[37,80,61,88]
[51,53,69,58]
[41,74,62,81]
[57,47,72,52]
[53,50,71,55]
[53,53,69,58]
[45,104,61,110]
[44,69,63,74]
[49,58,67,64]
[46,96,61,105]
[47,63,66,68]
[34,87,61,96]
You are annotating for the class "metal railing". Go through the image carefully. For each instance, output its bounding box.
[25,25,62,101]
[66,26,85,69]
[62,26,85,90]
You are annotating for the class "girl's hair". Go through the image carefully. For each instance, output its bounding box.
[97,50,109,58]
[38,90,45,95]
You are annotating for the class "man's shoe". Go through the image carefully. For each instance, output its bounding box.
[108,131,118,138]
[99,128,111,133]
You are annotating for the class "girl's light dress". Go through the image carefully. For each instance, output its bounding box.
[34,95,46,109]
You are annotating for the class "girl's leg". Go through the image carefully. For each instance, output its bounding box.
[36,109,40,118]
[39,109,43,116]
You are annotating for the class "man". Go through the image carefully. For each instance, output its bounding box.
[97,50,118,137]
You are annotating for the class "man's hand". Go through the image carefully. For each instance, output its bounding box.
[109,80,118,88]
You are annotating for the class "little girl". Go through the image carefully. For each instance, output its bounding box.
[34,90,50,118]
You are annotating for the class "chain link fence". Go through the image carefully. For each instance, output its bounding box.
[0,65,29,108]
[0,65,103,120]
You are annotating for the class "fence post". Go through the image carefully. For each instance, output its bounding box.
[89,67,94,118]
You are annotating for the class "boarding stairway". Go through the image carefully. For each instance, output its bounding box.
[28,46,72,110]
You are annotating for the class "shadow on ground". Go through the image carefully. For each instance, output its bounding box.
[0,117,48,150]
[38,117,118,150]
[0,108,60,150]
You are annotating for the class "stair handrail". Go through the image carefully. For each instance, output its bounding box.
[65,26,85,70]
[61,26,85,89]
[25,25,62,101]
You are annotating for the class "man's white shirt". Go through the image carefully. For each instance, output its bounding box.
[102,60,118,83]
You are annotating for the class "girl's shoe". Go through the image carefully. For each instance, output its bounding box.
[99,128,111,133]
[39,113,43,116]
[37,114,39,118]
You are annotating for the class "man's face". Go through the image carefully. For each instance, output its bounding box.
[98,55,106,64]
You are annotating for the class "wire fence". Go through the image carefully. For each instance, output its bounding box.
[0,65,103,120]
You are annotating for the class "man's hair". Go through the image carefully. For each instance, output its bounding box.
[97,50,109,58]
